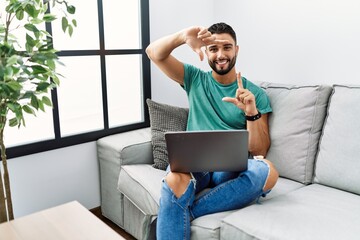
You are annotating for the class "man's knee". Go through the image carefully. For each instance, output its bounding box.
[165,172,192,198]
[262,159,279,191]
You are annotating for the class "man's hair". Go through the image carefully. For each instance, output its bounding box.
[208,22,237,44]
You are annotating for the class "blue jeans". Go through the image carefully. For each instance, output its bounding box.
[156,159,270,240]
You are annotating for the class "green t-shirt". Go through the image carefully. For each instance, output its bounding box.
[183,64,272,131]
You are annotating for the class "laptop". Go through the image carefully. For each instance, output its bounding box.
[165,130,248,173]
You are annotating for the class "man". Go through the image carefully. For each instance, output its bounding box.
[146,22,279,240]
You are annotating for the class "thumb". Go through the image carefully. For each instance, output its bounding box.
[222,97,237,104]
[195,48,204,61]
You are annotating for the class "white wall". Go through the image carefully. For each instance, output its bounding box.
[7,142,100,217]
[6,0,360,217]
[149,0,215,107]
[214,0,360,85]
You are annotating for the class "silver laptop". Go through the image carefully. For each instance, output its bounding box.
[165,130,248,173]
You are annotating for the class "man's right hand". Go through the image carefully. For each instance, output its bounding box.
[182,26,229,61]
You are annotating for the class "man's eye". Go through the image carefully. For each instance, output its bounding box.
[209,48,217,52]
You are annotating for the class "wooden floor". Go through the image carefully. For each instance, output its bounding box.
[90,207,136,240]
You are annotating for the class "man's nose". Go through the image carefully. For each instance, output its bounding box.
[217,49,224,58]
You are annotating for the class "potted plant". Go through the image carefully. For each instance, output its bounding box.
[0,0,76,222]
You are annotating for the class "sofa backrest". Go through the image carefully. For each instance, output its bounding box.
[259,82,333,184]
[314,85,360,195]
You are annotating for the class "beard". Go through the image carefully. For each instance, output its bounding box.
[208,55,237,75]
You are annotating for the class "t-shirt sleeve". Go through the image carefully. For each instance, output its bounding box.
[182,63,200,93]
[255,89,272,114]
[245,79,272,114]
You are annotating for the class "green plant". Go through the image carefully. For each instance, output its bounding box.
[0,0,76,222]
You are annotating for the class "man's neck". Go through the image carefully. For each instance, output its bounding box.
[212,69,237,85]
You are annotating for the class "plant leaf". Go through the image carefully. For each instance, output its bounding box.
[23,105,36,115]
[7,81,22,91]
[72,19,77,27]
[36,82,51,91]
[68,25,73,37]
[42,96,52,107]
[16,10,24,20]
[62,17,68,33]
[31,95,39,110]
[43,14,57,22]
[9,118,19,127]
[67,5,76,14]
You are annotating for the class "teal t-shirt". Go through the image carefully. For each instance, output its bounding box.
[183,64,272,131]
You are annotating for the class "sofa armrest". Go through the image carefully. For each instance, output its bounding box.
[97,127,153,166]
[96,127,153,227]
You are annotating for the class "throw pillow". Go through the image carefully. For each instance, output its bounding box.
[146,99,188,170]
[258,82,333,184]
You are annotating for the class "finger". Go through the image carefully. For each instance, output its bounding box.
[237,72,244,89]
[222,97,237,104]
[202,38,230,46]
[222,97,245,110]
[197,27,208,36]
[197,31,212,40]
[195,48,204,61]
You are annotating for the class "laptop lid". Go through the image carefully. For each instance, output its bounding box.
[165,130,248,173]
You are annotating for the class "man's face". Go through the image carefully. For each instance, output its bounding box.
[206,33,239,75]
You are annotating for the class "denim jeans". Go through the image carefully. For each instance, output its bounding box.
[156,159,270,240]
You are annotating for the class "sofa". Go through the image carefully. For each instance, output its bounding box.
[97,82,360,240]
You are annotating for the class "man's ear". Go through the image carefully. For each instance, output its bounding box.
[236,45,240,54]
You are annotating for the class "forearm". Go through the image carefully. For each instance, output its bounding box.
[247,114,270,157]
[146,30,186,62]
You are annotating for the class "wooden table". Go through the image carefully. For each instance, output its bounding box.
[0,201,125,240]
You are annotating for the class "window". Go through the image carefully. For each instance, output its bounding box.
[6,0,150,158]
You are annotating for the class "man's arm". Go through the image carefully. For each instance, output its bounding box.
[146,26,226,85]
[145,30,186,84]
[223,72,270,156]
[246,114,270,157]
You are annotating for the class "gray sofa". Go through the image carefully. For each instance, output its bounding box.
[97,82,360,240]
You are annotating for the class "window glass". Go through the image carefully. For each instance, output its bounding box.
[5,104,54,147]
[102,0,141,49]
[106,55,143,128]
[51,0,100,50]
[56,56,104,137]
[3,0,149,157]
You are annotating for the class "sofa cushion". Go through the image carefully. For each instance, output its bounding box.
[314,85,360,195]
[258,82,332,184]
[221,184,360,240]
[146,99,189,170]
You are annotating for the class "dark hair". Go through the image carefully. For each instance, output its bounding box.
[208,22,237,44]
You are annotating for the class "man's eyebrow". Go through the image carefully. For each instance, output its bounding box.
[207,43,233,49]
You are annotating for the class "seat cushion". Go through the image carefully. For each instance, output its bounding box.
[258,82,332,184]
[314,85,360,195]
[118,164,304,239]
[190,177,303,240]
[221,184,360,240]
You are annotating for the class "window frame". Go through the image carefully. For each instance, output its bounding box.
[7,0,151,159]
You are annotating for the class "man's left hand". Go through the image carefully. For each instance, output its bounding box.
[222,72,258,116]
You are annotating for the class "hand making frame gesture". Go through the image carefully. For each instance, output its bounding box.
[184,26,230,61]
[222,72,258,116]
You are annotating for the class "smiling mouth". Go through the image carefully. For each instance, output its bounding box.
[216,59,229,68]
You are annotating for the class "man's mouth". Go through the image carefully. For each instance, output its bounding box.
[216,59,229,67]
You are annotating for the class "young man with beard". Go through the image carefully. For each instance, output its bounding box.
[146,22,279,240]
